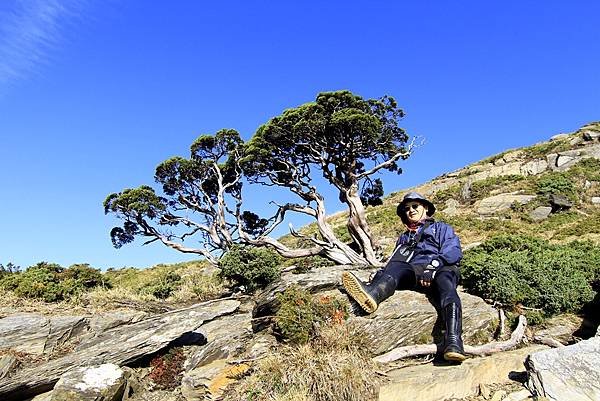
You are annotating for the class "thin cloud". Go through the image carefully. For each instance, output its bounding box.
[0,0,86,87]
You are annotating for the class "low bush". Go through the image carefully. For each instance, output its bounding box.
[140,271,182,299]
[461,235,600,316]
[0,262,105,302]
[219,245,282,292]
[275,286,349,344]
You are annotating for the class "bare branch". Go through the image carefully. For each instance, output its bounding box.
[356,137,420,180]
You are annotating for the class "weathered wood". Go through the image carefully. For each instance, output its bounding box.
[374,315,527,363]
[0,299,240,401]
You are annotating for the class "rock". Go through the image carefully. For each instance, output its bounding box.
[0,314,89,355]
[184,312,253,371]
[50,364,126,401]
[550,133,570,141]
[0,354,18,379]
[89,310,148,334]
[479,383,492,398]
[582,130,600,142]
[529,206,552,222]
[349,289,498,355]
[505,389,534,401]
[490,390,507,401]
[0,299,240,401]
[533,314,583,345]
[520,159,548,176]
[549,194,572,211]
[469,162,523,183]
[379,345,547,401]
[442,199,460,216]
[28,391,53,401]
[547,144,600,171]
[477,193,536,216]
[592,197,600,205]
[526,337,600,401]
[181,359,250,401]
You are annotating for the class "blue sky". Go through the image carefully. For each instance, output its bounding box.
[1,1,599,270]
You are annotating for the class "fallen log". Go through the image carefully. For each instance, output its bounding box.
[0,298,240,401]
[374,315,527,363]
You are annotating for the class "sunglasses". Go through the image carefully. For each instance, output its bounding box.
[403,203,423,212]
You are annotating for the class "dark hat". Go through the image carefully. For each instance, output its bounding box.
[396,191,436,224]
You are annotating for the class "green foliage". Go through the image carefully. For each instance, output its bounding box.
[469,175,525,201]
[0,262,20,277]
[275,286,349,344]
[569,157,600,181]
[523,139,571,159]
[0,262,105,302]
[430,184,462,204]
[219,246,282,292]
[140,271,182,299]
[535,172,576,198]
[462,235,600,316]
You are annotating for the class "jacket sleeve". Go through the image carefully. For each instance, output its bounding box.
[437,223,463,265]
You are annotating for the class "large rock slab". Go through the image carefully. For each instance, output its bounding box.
[342,270,498,355]
[547,144,600,171]
[0,299,240,401]
[0,314,89,355]
[379,345,547,401]
[50,364,126,401]
[526,337,600,401]
[477,193,536,216]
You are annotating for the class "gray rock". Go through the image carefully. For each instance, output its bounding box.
[582,129,600,141]
[547,144,600,171]
[184,312,253,371]
[529,206,552,222]
[591,197,600,205]
[50,364,126,401]
[526,337,600,401]
[0,354,18,379]
[477,193,536,216]
[380,345,547,401]
[0,314,89,355]
[442,198,460,216]
[520,159,548,176]
[0,299,240,401]
[534,314,583,345]
[89,310,148,334]
[549,193,572,211]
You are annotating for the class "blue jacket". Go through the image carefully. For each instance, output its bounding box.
[395,220,463,267]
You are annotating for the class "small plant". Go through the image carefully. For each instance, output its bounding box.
[219,245,282,292]
[148,347,186,390]
[535,172,576,199]
[275,286,349,344]
[140,271,182,299]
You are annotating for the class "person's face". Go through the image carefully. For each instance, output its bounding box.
[403,201,426,224]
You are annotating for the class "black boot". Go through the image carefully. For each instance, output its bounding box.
[443,303,466,362]
[341,270,396,313]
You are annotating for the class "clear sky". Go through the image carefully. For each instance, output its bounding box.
[1,1,599,270]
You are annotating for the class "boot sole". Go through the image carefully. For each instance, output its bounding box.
[341,272,378,313]
[444,351,467,362]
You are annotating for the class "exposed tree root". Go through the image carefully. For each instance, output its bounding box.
[374,315,527,363]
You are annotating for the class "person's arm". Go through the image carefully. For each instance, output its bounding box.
[437,223,463,265]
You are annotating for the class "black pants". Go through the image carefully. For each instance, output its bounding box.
[384,261,461,309]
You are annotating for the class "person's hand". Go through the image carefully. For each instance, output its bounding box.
[420,268,436,287]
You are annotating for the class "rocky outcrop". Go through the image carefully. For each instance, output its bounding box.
[526,337,600,401]
[380,345,548,401]
[476,193,536,216]
[0,314,88,355]
[0,299,240,401]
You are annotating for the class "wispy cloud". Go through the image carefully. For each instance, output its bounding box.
[0,0,86,88]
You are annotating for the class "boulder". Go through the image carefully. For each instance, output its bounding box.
[547,144,600,171]
[0,314,89,355]
[379,345,547,401]
[342,270,498,355]
[50,364,126,401]
[181,359,250,401]
[533,314,583,345]
[520,159,548,176]
[477,193,536,216]
[442,198,460,216]
[591,197,600,205]
[549,193,572,211]
[582,129,600,142]
[89,310,148,334]
[529,206,552,222]
[526,337,600,401]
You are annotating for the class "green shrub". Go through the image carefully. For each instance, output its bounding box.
[523,139,571,159]
[0,263,20,277]
[461,235,600,316]
[275,286,349,344]
[535,172,576,199]
[0,262,106,302]
[219,245,282,292]
[140,271,182,299]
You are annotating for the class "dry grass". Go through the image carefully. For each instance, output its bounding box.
[224,323,379,401]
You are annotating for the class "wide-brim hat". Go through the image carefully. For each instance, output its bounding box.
[396,191,436,224]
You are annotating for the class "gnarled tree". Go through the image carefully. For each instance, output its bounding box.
[242,90,414,266]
